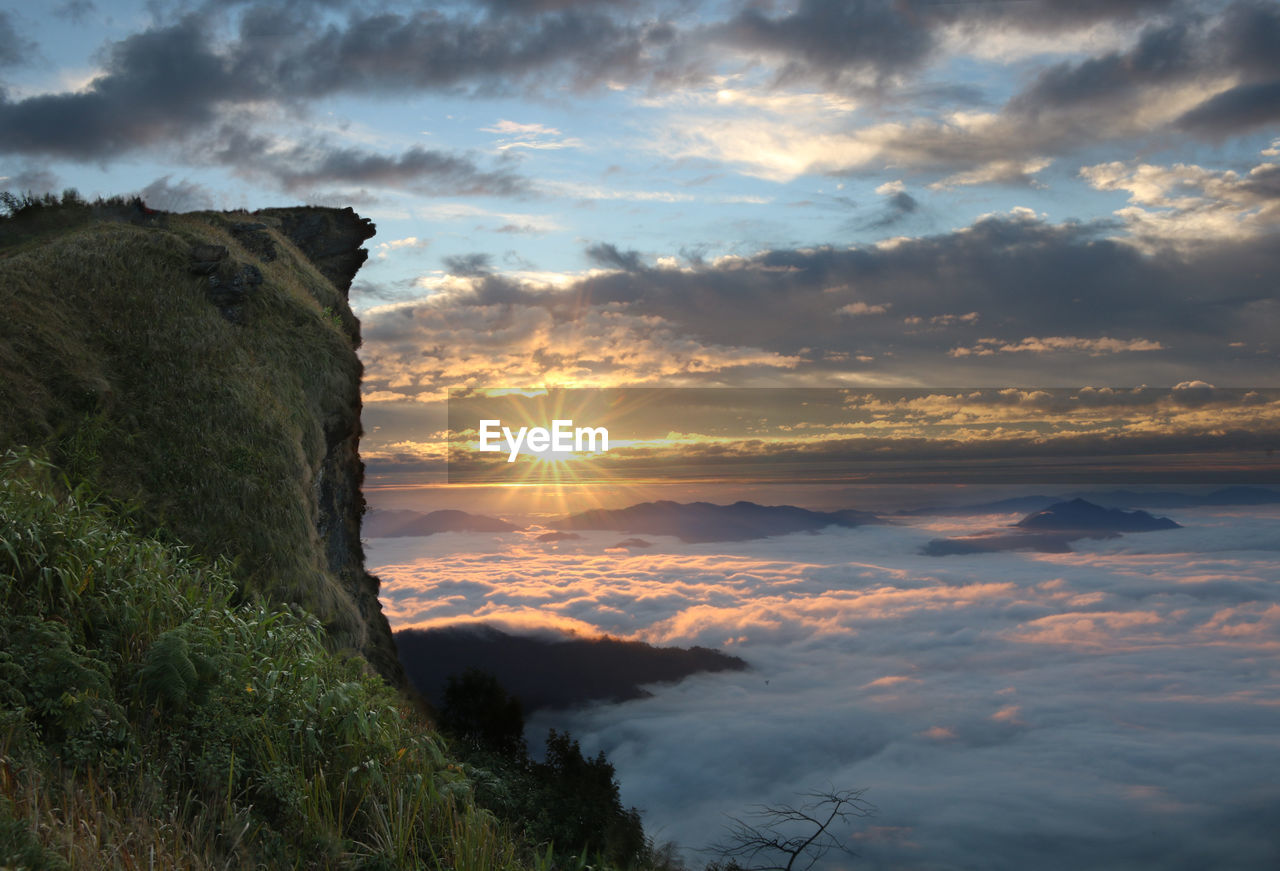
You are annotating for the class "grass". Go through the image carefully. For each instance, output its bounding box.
[0,449,525,870]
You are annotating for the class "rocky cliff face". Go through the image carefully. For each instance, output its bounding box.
[0,202,403,686]
[258,207,402,683]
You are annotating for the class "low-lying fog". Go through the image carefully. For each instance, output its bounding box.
[368,504,1280,869]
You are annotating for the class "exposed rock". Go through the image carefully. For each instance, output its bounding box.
[229,221,278,263]
[188,243,227,275]
[256,206,375,296]
[205,262,263,324]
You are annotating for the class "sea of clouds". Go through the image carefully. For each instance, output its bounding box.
[367,505,1280,870]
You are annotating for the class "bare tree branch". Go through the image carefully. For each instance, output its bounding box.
[706,787,874,871]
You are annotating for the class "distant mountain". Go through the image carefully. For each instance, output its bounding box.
[1016,498,1180,533]
[363,508,519,538]
[395,624,748,713]
[923,497,1180,556]
[552,500,879,543]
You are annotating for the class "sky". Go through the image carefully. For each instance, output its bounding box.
[2,1,1280,482]
[6,4,1279,866]
[365,505,1280,869]
[438,387,1280,489]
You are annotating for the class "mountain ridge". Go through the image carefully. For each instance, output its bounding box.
[553,499,880,543]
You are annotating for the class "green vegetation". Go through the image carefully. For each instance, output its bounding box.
[438,670,655,869]
[0,450,519,869]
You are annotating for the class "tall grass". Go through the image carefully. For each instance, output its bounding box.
[0,449,524,869]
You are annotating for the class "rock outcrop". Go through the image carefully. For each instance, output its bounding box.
[258,206,376,296]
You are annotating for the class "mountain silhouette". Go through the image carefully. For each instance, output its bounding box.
[553,500,878,543]
[1015,498,1180,532]
[364,508,519,537]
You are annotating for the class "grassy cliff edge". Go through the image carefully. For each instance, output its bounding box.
[0,198,670,869]
[0,198,400,682]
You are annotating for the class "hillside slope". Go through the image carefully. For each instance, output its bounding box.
[0,201,400,683]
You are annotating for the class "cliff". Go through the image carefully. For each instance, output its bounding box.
[0,200,402,684]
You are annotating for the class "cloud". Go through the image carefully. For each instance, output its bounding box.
[53,1,94,22]
[0,10,35,68]
[138,175,213,211]
[712,0,934,88]
[707,0,1182,93]
[949,336,1165,357]
[647,2,1280,186]
[1081,154,1280,249]
[374,237,429,259]
[0,165,58,194]
[929,157,1053,190]
[483,119,584,151]
[366,503,1280,868]
[1010,1,1280,138]
[0,16,244,159]
[0,5,668,164]
[356,204,1279,397]
[586,242,645,272]
[442,253,494,277]
[252,5,686,97]
[859,190,920,229]
[359,296,804,402]
[838,301,891,316]
[208,131,530,196]
[1,0,1270,196]
[1178,78,1280,134]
